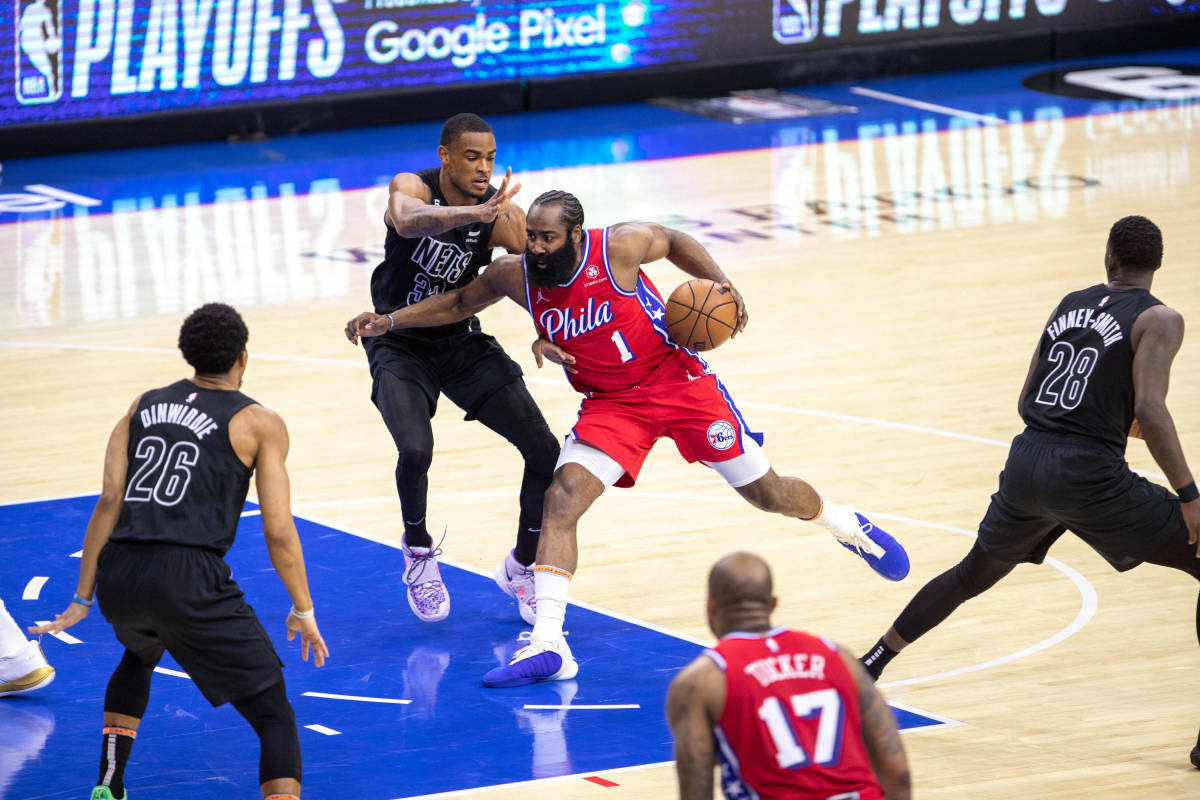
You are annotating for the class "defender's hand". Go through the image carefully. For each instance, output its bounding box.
[286,612,329,667]
[345,312,391,344]
[478,168,521,223]
[533,337,576,373]
[28,601,89,634]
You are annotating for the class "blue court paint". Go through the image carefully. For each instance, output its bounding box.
[1,496,951,799]
[1,47,1196,225]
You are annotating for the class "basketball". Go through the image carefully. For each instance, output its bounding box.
[665,279,739,351]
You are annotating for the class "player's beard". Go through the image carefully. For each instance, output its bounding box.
[526,240,579,289]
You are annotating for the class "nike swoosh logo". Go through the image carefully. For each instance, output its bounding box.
[687,373,702,381]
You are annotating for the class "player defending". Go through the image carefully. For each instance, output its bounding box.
[347,189,909,687]
[668,552,911,800]
[32,303,328,800]
[857,216,1200,765]
[345,112,559,626]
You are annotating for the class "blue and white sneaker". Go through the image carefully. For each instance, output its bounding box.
[483,632,578,688]
[831,511,910,581]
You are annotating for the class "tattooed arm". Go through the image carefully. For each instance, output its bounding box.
[839,646,911,799]
[666,656,725,800]
[385,169,521,239]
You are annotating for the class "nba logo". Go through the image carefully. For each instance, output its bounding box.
[15,0,64,105]
[774,0,819,45]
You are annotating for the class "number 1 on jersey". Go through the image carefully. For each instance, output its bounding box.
[757,688,845,769]
[611,330,636,363]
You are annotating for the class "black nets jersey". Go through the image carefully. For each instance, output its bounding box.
[369,167,499,340]
[110,380,257,555]
[1020,284,1162,455]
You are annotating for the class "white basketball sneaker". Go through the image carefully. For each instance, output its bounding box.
[494,550,537,625]
[0,641,55,697]
[402,535,450,622]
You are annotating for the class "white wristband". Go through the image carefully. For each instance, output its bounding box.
[290,605,314,619]
[386,313,395,332]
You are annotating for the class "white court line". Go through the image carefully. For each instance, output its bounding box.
[850,86,1008,125]
[294,504,1096,686]
[303,691,411,705]
[523,704,640,710]
[22,576,49,600]
[154,666,191,679]
[70,550,82,558]
[305,724,341,736]
[25,184,102,206]
[873,512,1098,690]
[34,623,82,644]
[0,339,1167,481]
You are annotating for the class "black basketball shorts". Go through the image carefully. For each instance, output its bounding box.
[364,325,524,420]
[976,430,1185,571]
[96,541,284,706]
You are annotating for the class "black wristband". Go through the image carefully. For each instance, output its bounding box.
[1176,481,1199,503]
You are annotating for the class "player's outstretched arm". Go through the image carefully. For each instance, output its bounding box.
[29,398,137,635]
[247,405,329,667]
[666,657,723,800]
[489,195,527,254]
[608,222,748,336]
[345,255,528,344]
[840,646,911,800]
[1130,305,1199,548]
[386,169,521,238]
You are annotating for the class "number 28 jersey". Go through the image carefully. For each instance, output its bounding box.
[110,380,257,556]
[707,628,882,800]
[525,227,694,396]
[1019,284,1162,455]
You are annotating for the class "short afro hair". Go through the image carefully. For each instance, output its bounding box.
[1107,216,1163,273]
[178,303,248,375]
[440,113,493,147]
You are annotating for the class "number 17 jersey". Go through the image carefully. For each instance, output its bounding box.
[707,628,882,800]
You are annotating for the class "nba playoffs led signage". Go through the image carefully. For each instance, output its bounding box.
[3,0,1196,128]
[4,0,724,124]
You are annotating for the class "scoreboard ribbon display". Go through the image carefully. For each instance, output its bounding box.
[4,0,1197,127]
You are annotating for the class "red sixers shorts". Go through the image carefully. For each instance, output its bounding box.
[569,366,762,488]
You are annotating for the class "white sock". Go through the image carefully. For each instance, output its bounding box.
[531,566,572,642]
[809,496,859,538]
[0,598,31,657]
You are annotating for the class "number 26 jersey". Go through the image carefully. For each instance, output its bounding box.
[110,379,257,556]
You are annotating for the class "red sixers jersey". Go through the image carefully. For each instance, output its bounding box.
[707,628,883,800]
[525,227,692,395]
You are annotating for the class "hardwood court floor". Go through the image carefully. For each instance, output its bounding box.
[2,78,1199,798]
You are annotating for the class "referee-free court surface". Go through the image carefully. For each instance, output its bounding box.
[1,496,950,799]
[2,46,1199,800]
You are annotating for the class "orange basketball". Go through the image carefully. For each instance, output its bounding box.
[665,279,739,351]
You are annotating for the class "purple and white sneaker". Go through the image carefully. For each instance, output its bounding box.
[402,536,449,622]
[482,632,577,688]
[494,550,537,625]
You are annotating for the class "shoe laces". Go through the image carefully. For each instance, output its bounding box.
[836,517,885,558]
[512,630,567,661]
[404,527,447,585]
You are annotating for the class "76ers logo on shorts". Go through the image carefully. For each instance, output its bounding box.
[707,421,736,451]
[15,0,63,104]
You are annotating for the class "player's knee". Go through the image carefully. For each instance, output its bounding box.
[522,430,560,476]
[234,682,301,783]
[735,474,783,513]
[395,444,433,474]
